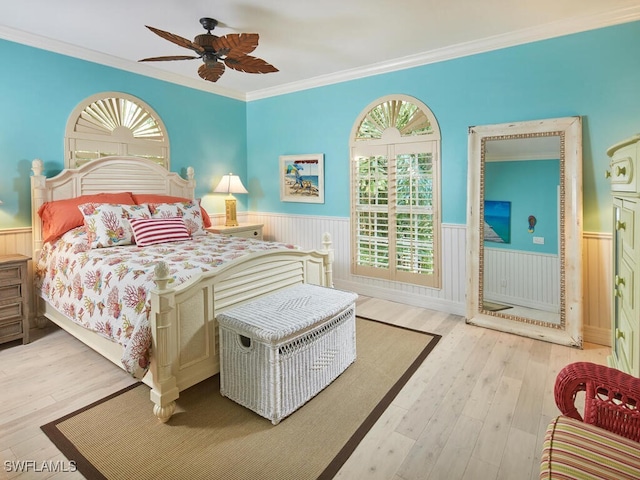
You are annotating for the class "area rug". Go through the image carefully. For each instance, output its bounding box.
[42,317,440,480]
[482,301,513,312]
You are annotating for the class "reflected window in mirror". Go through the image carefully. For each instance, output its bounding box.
[349,95,442,288]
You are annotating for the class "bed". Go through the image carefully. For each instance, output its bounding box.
[30,156,334,422]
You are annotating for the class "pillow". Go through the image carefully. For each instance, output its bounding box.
[148,201,207,236]
[38,192,136,243]
[132,194,211,228]
[78,203,151,248]
[129,217,190,247]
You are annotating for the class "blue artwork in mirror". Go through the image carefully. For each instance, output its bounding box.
[484,200,511,243]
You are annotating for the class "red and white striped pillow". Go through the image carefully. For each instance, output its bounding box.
[129,217,190,247]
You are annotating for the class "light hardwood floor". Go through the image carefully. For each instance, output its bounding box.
[0,296,610,480]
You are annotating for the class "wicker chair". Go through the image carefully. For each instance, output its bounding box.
[541,362,640,479]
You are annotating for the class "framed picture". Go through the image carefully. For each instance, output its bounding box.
[280,154,324,203]
[484,200,511,243]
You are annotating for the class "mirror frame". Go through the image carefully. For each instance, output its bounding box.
[466,117,583,347]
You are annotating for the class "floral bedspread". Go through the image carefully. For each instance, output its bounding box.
[35,228,295,378]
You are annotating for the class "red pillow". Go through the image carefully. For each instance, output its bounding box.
[132,194,211,228]
[129,217,190,247]
[38,192,136,243]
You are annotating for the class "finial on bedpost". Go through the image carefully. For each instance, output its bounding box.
[322,232,334,288]
[32,158,44,176]
[186,166,196,199]
[153,261,171,290]
[322,232,332,251]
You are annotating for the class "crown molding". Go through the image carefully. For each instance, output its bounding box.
[247,5,640,101]
[2,5,639,103]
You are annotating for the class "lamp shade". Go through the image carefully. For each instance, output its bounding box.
[213,173,248,195]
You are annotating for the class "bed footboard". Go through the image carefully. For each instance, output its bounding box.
[146,238,334,422]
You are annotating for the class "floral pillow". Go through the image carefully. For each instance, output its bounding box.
[78,203,151,248]
[148,201,207,236]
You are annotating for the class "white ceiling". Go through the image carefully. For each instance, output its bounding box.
[1,1,639,100]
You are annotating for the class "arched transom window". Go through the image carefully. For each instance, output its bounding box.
[350,94,441,288]
[65,92,169,169]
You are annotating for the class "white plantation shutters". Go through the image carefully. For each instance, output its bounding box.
[65,92,170,169]
[350,96,441,288]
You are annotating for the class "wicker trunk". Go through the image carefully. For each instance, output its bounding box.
[216,284,358,424]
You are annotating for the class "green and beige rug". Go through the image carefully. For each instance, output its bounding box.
[42,317,440,480]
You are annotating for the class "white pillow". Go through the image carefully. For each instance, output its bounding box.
[148,201,207,236]
[78,203,151,248]
[129,217,191,247]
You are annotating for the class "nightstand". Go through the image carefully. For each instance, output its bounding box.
[207,223,264,240]
[0,254,30,345]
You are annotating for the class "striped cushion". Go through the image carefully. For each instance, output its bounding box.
[541,415,640,479]
[129,217,190,247]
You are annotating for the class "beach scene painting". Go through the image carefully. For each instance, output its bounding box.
[484,200,511,243]
[280,154,324,203]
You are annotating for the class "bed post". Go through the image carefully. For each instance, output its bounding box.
[186,166,195,199]
[148,261,180,422]
[31,159,45,263]
[322,232,334,288]
[31,159,48,328]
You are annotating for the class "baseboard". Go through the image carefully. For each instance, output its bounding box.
[334,279,466,317]
[584,325,611,347]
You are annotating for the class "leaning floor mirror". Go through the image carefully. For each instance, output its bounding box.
[466,117,583,347]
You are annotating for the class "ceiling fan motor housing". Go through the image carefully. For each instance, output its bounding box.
[194,34,218,48]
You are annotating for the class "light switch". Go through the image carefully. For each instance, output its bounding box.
[533,236,544,244]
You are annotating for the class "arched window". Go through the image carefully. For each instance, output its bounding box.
[350,95,441,288]
[65,92,169,169]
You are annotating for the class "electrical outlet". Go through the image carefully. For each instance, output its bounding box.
[533,236,544,244]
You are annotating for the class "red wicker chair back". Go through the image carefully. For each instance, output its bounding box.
[554,362,640,442]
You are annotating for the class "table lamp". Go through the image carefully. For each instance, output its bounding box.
[213,173,248,227]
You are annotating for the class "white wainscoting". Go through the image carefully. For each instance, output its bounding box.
[1,220,612,346]
[0,228,32,257]
[246,213,612,346]
[483,247,560,313]
[248,212,467,315]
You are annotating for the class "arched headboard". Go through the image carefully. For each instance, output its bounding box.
[31,156,195,259]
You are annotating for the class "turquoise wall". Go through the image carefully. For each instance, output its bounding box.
[2,21,639,233]
[0,39,247,228]
[247,21,640,232]
[485,160,559,254]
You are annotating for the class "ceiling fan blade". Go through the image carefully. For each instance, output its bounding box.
[224,55,279,74]
[198,62,226,82]
[139,55,200,62]
[212,33,259,56]
[145,25,205,54]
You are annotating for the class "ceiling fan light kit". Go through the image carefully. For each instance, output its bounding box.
[139,17,278,83]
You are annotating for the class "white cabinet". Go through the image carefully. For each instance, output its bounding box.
[608,134,640,376]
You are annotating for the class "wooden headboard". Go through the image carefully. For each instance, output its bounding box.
[30,155,196,257]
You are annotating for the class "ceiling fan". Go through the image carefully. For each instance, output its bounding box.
[139,17,278,83]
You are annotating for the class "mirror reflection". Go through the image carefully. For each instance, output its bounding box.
[481,135,562,326]
[466,116,583,347]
